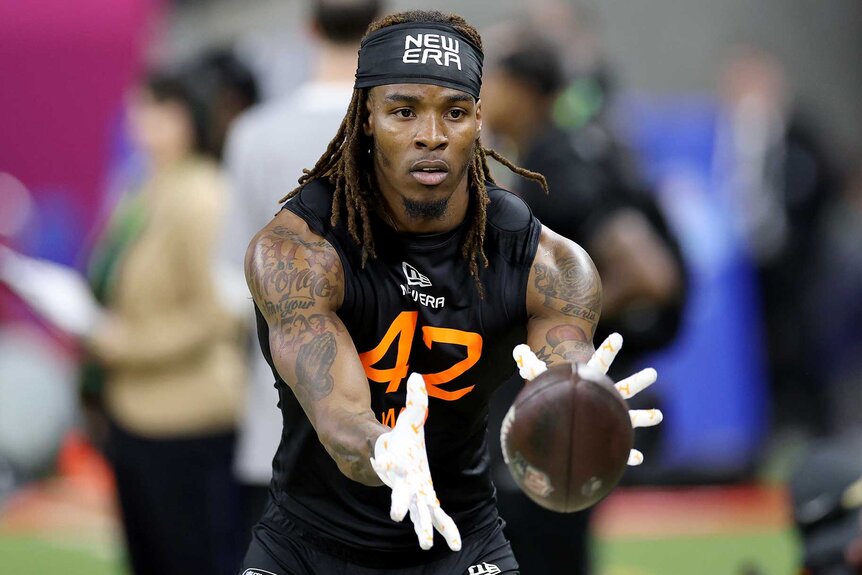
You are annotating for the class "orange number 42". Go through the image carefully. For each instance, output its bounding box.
[358,311,482,401]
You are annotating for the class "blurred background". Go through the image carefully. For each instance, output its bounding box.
[1,0,861,573]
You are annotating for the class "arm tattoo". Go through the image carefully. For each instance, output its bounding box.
[544,324,594,365]
[327,432,382,485]
[295,331,336,402]
[248,226,343,353]
[535,346,552,363]
[534,255,601,323]
[249,225,386,486]
[247,226,339,317]
[324,415,386,486]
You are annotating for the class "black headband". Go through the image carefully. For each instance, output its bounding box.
[354,22,484,99]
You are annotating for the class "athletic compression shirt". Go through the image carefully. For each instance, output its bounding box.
[255,178,542,558]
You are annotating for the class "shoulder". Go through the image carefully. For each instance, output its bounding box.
[485,183,535,233]
[533,226,595,273]
[527,226,601,322]
[287,178,335,211]
[283,178,337,232]
[244,208,345,314]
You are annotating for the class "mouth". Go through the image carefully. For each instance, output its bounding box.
[410,159,449,187]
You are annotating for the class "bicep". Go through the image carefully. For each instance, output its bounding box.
[526,228,602,366]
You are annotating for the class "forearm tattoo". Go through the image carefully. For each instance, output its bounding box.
[543,324,594,365]
[324,422,385,486]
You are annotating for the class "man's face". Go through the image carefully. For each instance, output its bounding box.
[364,83,482,222]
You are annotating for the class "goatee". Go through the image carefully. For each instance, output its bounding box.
[402,196,449,220]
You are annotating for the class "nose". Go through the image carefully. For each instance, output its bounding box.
[414,114,448,151]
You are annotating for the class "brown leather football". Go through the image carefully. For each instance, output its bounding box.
[500,362,633,512]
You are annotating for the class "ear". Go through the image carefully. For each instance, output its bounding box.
[363,92,374,137]
[475,98,483,135]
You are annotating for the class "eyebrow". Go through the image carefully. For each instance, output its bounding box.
[384,93,421,104]
[444,93,475,104]
[383,92,475,105]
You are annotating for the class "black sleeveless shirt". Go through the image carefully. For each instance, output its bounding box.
[255,179,541,559]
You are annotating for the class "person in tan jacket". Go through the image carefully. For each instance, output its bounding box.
[85,71,245,575]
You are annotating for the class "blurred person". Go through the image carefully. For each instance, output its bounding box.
[791,433,862,574]
[494,2,620,161]
[83,71,245,575]
[186,47,261,160]
[715,44,838,435]
[220,0,384,546]
[482,32,684,351]
[481,31,685,575]
[806,161,862,434]
[239,9,661,574]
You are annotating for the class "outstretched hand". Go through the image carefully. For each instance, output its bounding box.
[370,373,462,551]
[513,332,663,466]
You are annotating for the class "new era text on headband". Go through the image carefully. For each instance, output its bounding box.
[354,22,484,100]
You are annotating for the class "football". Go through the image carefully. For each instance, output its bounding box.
[500,362,633,512]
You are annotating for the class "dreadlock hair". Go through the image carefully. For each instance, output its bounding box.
[280,10,548,297]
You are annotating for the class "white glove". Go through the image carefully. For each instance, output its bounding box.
[513,332,663,466]
[370,373,462,552]
[0,245,104,338]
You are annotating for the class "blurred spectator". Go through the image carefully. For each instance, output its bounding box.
[715,44,838,435]
[485,6,685,356]
[83,71,245,575]
[185,48,261,160]
[219,0,383,546]
[481,26,685,575]
[807,160,862,434]
[791,433,862,574]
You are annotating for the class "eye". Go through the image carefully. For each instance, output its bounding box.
[447,108,466,120]
[395,108,415,118]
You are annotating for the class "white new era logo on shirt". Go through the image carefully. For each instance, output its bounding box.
[468,562,502,575]
[402,33,462,70]
[402,262,432,287]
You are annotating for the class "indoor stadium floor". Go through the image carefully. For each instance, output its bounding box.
[0,443,799,575]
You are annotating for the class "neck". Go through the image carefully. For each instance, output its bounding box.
[312,43,361,84]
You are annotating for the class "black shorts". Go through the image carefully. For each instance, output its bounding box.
[239,501,519,575]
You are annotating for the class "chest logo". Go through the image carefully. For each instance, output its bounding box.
[402,262,432,287]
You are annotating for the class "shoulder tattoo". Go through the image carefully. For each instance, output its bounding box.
[533,255,601,324]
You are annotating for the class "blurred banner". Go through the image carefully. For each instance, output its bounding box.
[621,96,769,480]
[0,0,161,266]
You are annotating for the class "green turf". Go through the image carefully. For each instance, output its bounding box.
[596,530,801,575]
[0,531,799,574]
[0,535,123,575]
